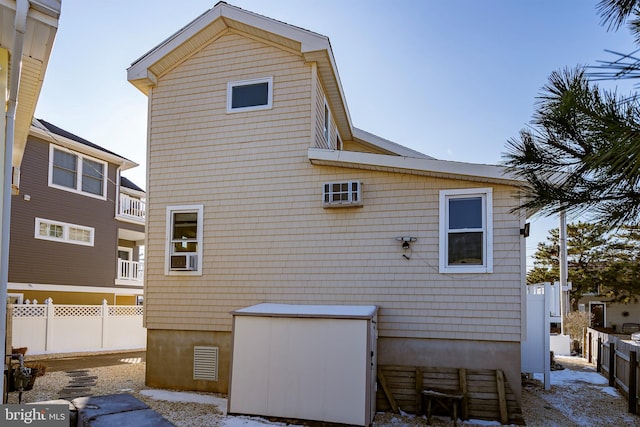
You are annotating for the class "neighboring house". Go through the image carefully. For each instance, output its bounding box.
[128,0,528,416]
[0,1,60,194]
[578,294,640,332]
[8,119,145,305]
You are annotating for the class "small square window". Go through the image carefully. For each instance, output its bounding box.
[227,77,273,112]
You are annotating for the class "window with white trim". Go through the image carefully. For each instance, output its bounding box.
[166,205,203,275]
[439,188,493,273]
[49,145,107,199]
[227,77,273,112]
[35,218,95,246]
[323,101,331,148]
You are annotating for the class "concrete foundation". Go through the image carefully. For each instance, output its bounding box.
[145,329,231,393]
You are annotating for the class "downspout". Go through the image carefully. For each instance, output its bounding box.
[1,0,31,398]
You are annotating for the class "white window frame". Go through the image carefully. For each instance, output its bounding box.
[165,205,204,276]
[34,217,95,247]
[48,145,108,200]
[439,188,493,273]
[227,77,273,113]
[323,99,331,148]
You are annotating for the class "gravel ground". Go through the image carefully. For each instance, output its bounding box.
[8,356,640,426]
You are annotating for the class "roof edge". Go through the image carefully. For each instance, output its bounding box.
[308,148,525,186]
[31,119,139,170]
[352,127,433,159]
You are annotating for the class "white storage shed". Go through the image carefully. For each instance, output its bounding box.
[228,303,378,426]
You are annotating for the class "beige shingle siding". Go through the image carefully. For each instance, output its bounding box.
[145,32,523,342]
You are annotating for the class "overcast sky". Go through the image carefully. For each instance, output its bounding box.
[33,0,639,267]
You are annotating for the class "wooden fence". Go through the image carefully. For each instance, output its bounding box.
[585,327,640,414]
[9,300,146,355]
[376,365,525,425]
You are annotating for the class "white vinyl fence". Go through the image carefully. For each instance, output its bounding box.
[10,300,146,355]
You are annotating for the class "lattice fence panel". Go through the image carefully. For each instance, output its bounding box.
[109,306,143,316]
[12,305,46,317]
[54,305,102,317]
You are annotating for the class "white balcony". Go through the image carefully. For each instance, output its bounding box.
[117,193,145,223]
[117,259,144,285]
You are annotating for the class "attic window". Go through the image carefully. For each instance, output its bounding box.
[227,77,273,112]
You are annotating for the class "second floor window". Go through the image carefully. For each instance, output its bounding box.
[227,77,273,112]
[50,146,107,199]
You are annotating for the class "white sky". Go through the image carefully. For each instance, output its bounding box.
[33,0,640,267]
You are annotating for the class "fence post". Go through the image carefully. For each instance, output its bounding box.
[630,351,637,414]
[101,299,108,350]
[597,337,601,372]
[609,342,616,387]
[45,299,54,352]
[588,332,592,363]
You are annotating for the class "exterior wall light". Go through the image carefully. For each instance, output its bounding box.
[396,237,417,258]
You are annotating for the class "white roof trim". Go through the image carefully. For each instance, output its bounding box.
[308,148,524,185]
[30,122,138,170]
[352,127,433,159]
[128,2,330,83]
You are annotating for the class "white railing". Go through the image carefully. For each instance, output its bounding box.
[10,300,145,355]
[118,193,145,222]
[118,259,144,282]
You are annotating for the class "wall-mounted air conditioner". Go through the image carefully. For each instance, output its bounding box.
[170,254,198,271]
[323,181,362,208]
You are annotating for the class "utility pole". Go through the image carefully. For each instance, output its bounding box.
[559,211,567,335]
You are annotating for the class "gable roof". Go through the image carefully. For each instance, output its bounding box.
[128,2,352,137]
[128,2,523,187]
[31,119,139,171]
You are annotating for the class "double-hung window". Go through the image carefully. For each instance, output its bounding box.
[35,218,94,246]
[49,145,107,199]
[166,205,203,275]
[439,188,493,273]
[227,77,273,112]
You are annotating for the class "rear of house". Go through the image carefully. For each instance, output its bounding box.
[128,2,527,423]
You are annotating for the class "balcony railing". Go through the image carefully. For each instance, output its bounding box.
[118,194,145,222]
[118,259,144,283]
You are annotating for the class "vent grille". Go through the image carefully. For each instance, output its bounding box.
[193,346,218,381]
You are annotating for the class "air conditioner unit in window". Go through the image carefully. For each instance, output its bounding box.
[323,181,362,207]
[170,254,198,271]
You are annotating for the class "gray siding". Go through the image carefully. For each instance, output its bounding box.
[9,137,122,287]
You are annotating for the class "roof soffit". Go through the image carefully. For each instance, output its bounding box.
[1,0,60,168]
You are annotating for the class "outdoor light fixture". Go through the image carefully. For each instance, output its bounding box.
[396,236,417,260]
[396,236,417,249]
[520,223,530,237]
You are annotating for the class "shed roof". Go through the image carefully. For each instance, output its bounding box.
[232,303,378,319]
